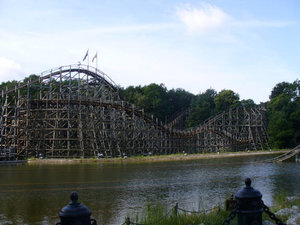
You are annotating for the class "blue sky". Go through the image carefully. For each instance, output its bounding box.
[0,0,299,102]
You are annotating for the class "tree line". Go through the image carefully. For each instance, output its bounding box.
[119,85,254,127]
[1,76,299,149]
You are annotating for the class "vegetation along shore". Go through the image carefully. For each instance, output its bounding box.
[27,150,288,164]
[128,194,300,225]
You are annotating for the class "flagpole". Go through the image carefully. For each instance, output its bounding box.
[88,51,89,69]
[96,53,98,73]
[92,52,98,73]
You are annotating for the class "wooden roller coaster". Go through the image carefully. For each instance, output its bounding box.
[0,64,269,159]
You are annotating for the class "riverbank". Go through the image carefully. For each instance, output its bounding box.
[0,160,27,165]
[129,194,300,225]
[27,150,288,164]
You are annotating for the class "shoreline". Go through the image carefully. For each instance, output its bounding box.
[27,150,289,164]
[0,160,27,165]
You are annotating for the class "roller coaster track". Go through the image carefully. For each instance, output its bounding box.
[0,64,269,159]
[165,108,189,130]
[2,65,118,96]
[262,144,300,163]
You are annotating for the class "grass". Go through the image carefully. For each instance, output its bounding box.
[26,149,289,165]
[129,204,238,225]
[263,193,300,223]
[129,194,300,225]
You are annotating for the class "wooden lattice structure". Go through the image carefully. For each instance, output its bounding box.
[0,64,269,159]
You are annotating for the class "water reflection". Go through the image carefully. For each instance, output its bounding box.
[0,155,299,225]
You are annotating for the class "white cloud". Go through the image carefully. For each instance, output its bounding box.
[0,57,24,82]
[176,3,297,35]
[234,20,297,28]
[176,3,230,35]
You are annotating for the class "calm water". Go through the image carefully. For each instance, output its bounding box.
[0,154,299,225]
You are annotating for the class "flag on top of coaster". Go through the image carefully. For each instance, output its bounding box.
[83,49,89,62]
[92,52,98,62]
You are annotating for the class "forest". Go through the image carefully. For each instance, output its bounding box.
[1,76,299,149]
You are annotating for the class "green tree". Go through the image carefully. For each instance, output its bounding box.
[240,99,256,108]
[139,83,168,121]
[268,111,294,148]
[270,81,294,99]
[185,89,216,128]
[166,88,194,120]
[120,84,194,122]
[119,85,143,105]
[214,89,240,113]
[267,79,300,148]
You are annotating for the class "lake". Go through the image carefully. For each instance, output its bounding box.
[0,154,299,225]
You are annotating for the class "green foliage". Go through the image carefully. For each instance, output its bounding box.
[186,89,216,128]
[132,204,236,225]
[167,88,194,118]
[268,111,293,148]
[268,193,300,222]
[240,99,256,107]
[139,83,169,120]
[131,193,300,225]
[23,74,39,83]
[0,80,19,91]
[186,89,244,128]
[267,79,300,148]
[269,81,297,100]
[214,89,240,113]
[120,84,194,122]
[121,85,254,130]
[0,74,40,104]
